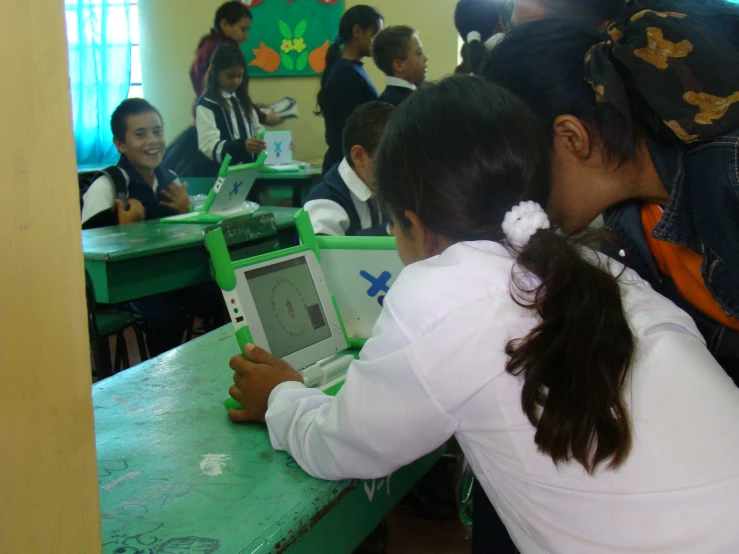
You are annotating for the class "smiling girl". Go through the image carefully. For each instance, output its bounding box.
[195,45,266,171]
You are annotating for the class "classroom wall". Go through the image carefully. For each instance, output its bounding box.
[139,0,457,162]
[0,0,101,551]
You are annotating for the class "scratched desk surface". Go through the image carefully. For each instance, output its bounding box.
[83,206,298,262]
[95,327,440,554]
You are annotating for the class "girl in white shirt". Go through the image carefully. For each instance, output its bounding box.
[195,44,266,170]
[226,75,739,553]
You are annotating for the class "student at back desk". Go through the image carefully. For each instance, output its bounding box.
[81,99,226,355]
[303,102,393,237]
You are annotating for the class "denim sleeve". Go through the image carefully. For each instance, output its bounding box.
[685,137,739,318]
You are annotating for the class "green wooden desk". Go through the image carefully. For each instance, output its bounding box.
[185,166,322,208]
[96,327,441,554]
[83,207,298,304]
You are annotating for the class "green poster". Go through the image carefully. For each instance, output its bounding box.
[239,0,345,78]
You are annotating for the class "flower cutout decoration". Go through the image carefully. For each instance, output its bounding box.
[292,37,307,53]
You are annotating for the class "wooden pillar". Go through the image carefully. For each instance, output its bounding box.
[0,1,101,552]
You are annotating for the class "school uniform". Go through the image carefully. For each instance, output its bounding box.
[81,156,180,230]
[378,77,416,107]
[189,33,268,126]
[80,155,226,355]
[265,241,739,553]
[319,59,378,175]
[303,159,386,236]
[195,91,265,168]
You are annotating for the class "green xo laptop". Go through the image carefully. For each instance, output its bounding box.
[161,152,266,224]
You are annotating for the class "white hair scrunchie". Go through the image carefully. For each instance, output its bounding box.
[502,201,551,247]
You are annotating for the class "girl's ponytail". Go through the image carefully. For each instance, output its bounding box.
[505,229,635,474]
[315,40,343,116]
[376,76,638,475]
[315,5,383,116]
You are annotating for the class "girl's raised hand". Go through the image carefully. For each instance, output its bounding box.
[228,344,304,423]
[245,138,267,154]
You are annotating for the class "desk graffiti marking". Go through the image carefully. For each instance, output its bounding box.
[363,474,391,503]
[104,531,220,554]
[99,459,130,481]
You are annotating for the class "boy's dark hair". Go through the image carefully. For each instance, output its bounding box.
[315,5,384,116]
[198,2,252,49]
[342,101,394,166]
[110,98,162,143]
[372,26,416,77]
[376,75,635,475]
[205,44,253,119]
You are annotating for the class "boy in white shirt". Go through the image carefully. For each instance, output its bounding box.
[373,26,428,107]
[303,102,393,236]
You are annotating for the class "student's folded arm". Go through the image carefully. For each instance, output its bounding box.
[303,199,351,236]
[265,322,457,481]
[195,105,229,163]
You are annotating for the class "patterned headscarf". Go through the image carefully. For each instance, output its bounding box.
[584,9,739,143]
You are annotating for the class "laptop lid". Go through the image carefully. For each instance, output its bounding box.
[206,232,349,371]
[262,131,293,166]
[202,152,266,215]
[294,210,403,339]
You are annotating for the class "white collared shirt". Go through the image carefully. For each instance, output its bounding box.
[384,76,416,91]
[265,241,739,552]
[303,158,378,236]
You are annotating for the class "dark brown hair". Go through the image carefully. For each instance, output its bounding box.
[197,2,252,50]
[372,25,416,77]
[342,101,394,166]
[529,0,627,23]
[110,98,162,143]
[376,75,635,473]
[205,44,253,120]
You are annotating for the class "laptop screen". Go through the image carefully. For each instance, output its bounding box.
[244,256,332,358]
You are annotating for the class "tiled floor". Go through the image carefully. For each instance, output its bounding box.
[98,329,472,553]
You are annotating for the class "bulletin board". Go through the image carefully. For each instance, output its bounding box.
[238,0,345,78]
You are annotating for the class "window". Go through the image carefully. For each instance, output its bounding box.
[128,0,143,98]
[65,0,136,166]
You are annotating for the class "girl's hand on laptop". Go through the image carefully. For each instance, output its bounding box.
[116,198,145,225]
[159,182,190,214]
[228,343,304,423]
[246,138,267,154]
[291,139,296,151]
